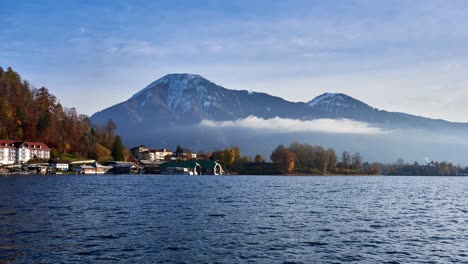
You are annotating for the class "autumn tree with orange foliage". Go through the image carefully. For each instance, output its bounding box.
[270,144,296,174]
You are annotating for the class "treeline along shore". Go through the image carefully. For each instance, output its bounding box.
[1,140,468,176]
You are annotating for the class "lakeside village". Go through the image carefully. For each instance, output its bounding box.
[2,139,468,176]
[0,140,224,175]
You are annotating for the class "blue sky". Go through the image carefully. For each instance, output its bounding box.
[2,0,468,121]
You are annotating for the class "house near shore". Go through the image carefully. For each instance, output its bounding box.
[130,145,173,162]
[175,149,197,160]
[27,163,52,174]
[73,162,113,174]
[154,149,174,161]
[108,161,142,174]
[0,140,51,165]
[160,160,223,175]
[49,159,70,171]
[197,160,224,175]
[130,145,149,160]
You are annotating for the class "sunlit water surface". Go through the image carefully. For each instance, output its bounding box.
[1,175,468,263]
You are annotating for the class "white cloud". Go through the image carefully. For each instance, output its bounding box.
[199,116,386,135]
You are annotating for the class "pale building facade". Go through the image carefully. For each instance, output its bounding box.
[50,160,70,171]
[0,140,51,165]
[130,145,173,162]
[154,149,173,161]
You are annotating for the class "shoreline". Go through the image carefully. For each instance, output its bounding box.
[2,173,467,177]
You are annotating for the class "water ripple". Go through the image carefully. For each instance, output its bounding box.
[1,175,468,263]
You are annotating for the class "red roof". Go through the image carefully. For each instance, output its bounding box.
[23,142,51,150]
[0,140,50,150]
[0,140,17,148]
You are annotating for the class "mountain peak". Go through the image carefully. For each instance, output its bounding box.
[308,93,367,107]
[161,73,204,81]
[307,92,373,116]
[132,73,209,98]
[127,72,233,114]
[308,93,347,106]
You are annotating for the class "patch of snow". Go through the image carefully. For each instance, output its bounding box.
[130,73,228,113]
[132,73,203,99]
[308,93,342,107]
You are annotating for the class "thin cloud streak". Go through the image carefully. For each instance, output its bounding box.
[199,116,386,135]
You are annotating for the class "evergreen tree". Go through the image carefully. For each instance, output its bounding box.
[175,145,182,157]
[111,135,125,161]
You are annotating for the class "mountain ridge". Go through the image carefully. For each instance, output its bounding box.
[92,73,466,128]
[89,73,468,164]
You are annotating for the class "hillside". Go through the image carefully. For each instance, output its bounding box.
[0,66,120,161]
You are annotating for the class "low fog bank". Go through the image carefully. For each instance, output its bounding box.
[119,123,468,166]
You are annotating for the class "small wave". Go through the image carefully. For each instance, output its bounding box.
[384,251,411,256]
[99,234,120,239]
[256,226,275,230]
[268,214,282,218]
[301,241,328,246]
[207,213,226,217]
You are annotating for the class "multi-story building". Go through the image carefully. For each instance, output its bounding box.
[130,145,149,160]
[139,150,154,161]
[0,140,51,165]
[130,145,174,162]
[154,149,173,161]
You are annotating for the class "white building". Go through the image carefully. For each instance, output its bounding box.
[50,160,70,171]
[0,140,51,165]
[154,149,173,161]
[130,145,173,162]
[73,162,112,174]
[130,145,149,160]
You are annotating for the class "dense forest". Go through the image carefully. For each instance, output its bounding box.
[0,66,125,161]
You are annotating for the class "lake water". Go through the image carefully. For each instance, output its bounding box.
[1,175,468,263]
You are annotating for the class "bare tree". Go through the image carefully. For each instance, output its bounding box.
[351,152,363,172]
[341,151,351,170]
[327,148,337,172]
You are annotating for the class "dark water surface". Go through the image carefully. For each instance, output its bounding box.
[1,175,468,263]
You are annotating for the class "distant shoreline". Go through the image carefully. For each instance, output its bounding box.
[2,173,467,177]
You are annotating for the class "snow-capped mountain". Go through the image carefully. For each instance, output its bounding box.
[307,92,378,121]
[90,73,468,163]
[91,73,309,126]
[308,93,374,113]
[91,73,468,132]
